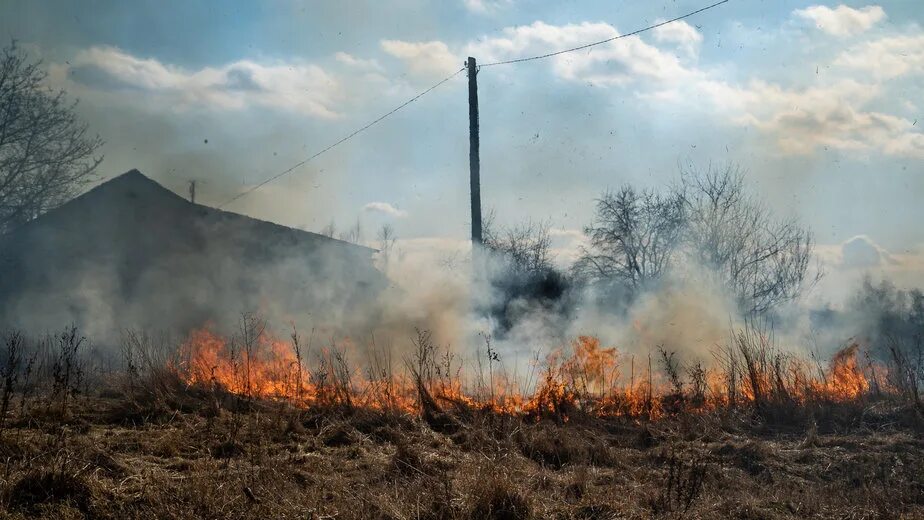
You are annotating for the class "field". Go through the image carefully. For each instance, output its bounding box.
[0,395,921,519]
[0,327,921,519]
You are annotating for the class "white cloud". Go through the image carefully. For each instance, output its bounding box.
[652,20,703,57]
[363,201,408,218]
[379,17,920,160]
[840,235,893,269]
[380,20,697,91]
[466,21,694,85]
[814,236,924,303]
[463,0,513,14]
[53,46,343,118]
[548,228,587,266]
[334,52,383,72]
[696,79,924,158]
[380,40,460,79]
[834,34,924,80]
[793,4,886,37]
[676,13,924,159]
[397,15,922,160]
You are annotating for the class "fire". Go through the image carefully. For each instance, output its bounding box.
[176,326,424,411]
[179,327,315,405]
[562,336,618,396]
[814,343,870,401]
[172,326,880,420]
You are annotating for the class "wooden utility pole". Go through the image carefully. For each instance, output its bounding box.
[467,57,482,249]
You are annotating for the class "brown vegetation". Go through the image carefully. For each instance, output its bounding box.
[0,393,918,519]
[0,324,920,519]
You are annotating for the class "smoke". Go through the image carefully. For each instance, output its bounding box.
[597,269,737,361]
[359,234,749,377]
[0,171,386,348]
[0,169,907,386]
[481,258,743,373]
[366,237,487,351]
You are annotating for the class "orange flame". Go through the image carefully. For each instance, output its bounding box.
[813,343,870,401]
[178,327,315,404]
[172,327,880,420]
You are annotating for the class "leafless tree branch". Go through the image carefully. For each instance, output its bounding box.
[0,41,103,234]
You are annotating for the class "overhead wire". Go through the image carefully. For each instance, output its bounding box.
[218,66,466,208]
[479,0,729,67]
[219,0,730,206]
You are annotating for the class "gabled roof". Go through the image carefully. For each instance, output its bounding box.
[3,169,375,256]
[0,169,386,334]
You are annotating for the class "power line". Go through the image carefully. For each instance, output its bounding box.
[219,0,730,207]
[219,66,466,208]
[479,0,729,67]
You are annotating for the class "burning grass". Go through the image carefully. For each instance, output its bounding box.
[0,322,920,519]
[168,322,910,429]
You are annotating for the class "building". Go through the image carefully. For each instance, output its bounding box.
[0,169,385,337]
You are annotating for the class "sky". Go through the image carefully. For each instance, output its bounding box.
[2,0,923,305]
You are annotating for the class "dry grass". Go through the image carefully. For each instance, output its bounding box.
[0,391,918,520]
[0,323,920,518]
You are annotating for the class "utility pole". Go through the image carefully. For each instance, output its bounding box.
[188,180,197,204]
[467,57,482,251]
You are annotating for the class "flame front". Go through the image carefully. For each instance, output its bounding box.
[814,343,870,400]
[179,327,315,405]
[173,326,881,419]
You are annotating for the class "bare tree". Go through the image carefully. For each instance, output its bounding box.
[483,210,553,275]
[338,219,362,244]
[319,221,336,238]
[575,166,816,315]
[849,277,923,404]
[376,223,397,268]
[0,42,103,234]
[482,211,569,333]
[681,165,817,315]
[575,185,685,290]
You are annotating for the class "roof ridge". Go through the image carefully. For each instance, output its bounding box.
[3,169,377,254]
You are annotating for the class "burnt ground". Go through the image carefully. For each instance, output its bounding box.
[0,396,921,520]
